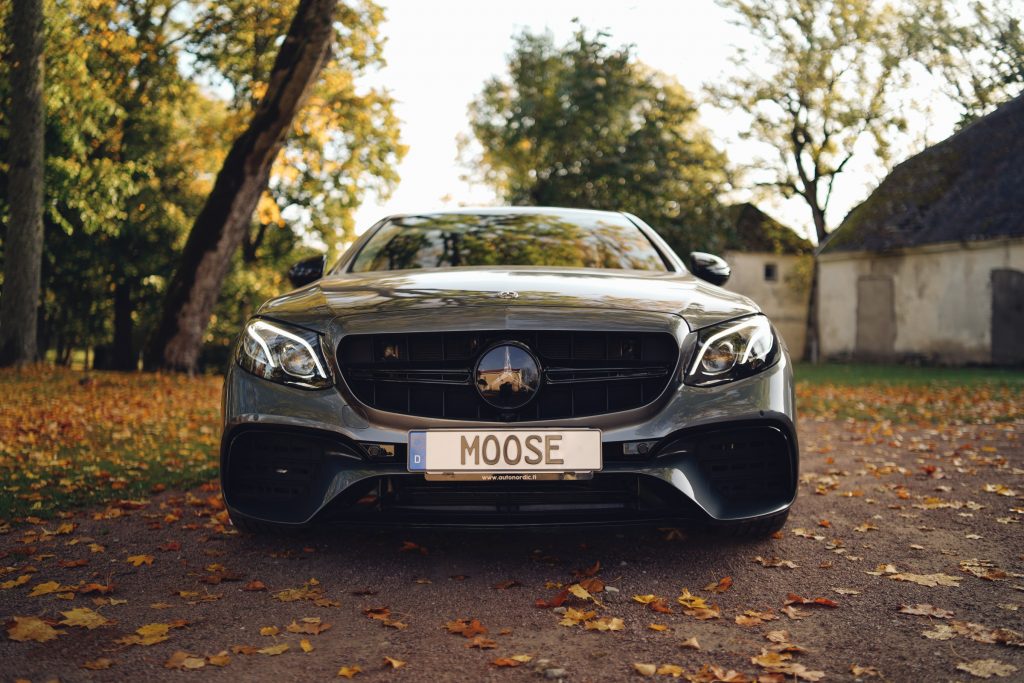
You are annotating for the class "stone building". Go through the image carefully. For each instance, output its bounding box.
[817,95,1024,364]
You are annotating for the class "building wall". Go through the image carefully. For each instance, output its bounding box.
[818,238,1024,363]
[723,251,811,359]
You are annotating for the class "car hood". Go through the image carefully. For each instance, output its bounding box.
[257,267,759,331]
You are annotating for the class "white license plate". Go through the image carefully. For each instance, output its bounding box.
[408,429,601,480]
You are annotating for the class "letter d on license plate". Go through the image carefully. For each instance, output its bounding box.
[408,429,601,477]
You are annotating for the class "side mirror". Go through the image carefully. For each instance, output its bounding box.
[688,251,730,286]
[287,254,326,288]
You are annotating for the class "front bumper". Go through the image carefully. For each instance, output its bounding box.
[220,345,798,528]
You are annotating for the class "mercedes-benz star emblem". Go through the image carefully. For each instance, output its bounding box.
[497,291,519,299]
[474,343,541,409]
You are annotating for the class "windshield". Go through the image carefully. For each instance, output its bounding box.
[349,211,669,273]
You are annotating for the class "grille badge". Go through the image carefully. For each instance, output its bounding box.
[474,342,541,409]
[497,290,519,299]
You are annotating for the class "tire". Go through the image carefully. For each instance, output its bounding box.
[707,509,789,539]
[229,512,303,536]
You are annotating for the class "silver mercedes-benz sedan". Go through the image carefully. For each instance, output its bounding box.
[221,207,797,536]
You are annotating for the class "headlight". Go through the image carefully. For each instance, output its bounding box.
[236,319,333,389]
[684,315,779,387]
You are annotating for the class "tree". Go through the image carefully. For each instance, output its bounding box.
[0,0,45,366]
[905,1,1024,125]
[464,28,731,256]
[145,0,339,372]
[710,0,911,361]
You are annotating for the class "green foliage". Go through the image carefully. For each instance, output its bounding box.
[904,0,1024,125]
[0,0,404,366]
[464,27,731,256]
[710,0,912,241]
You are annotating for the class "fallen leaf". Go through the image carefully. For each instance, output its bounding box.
[704,577,733,593]
[888,573,961,587]
[81,658,114,670]
[165,651,205,670]
[680,636,701,650]
[634,663,657,676]
[649,623,669,632]
[208,651,231,667]
[300,639,314,653]
[337,665,362,678]
[785,593,839,608]
[243,580,267,592]
[899,604,954,618]
[257,643,289,656]
[383,656,405,669]
[466,635,498,649]
[259,626,279,636]
[956,659,1018,678]
[59,607,111,629]
[286,617,332,635]
[126,554,154,567]
[7,616,64,642]
[850,664,881,677]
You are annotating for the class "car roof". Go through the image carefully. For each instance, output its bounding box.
[384,206,630,222]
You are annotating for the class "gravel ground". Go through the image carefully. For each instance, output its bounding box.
[1,419,1022,682]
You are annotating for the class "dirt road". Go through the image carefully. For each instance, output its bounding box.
[2,420,1022,682]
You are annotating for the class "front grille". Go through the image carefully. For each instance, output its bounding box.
[338,330,678,421]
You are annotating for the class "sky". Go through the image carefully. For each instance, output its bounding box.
[351,0,961,243]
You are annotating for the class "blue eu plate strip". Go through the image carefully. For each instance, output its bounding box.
[408,431,426,471]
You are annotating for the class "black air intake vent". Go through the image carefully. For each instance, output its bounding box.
[338,330,678,421]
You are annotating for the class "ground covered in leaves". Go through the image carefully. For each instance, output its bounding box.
[1,366,1022,681]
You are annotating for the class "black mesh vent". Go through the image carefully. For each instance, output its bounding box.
[694,427,792,503]
[338,330,678,421]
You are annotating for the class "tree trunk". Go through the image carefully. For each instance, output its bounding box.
[112,280,134,370]
[801,198,827,364]
[144,0,337,372]
[0,0,45,367]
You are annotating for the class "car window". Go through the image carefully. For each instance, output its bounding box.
[349,212,668,273]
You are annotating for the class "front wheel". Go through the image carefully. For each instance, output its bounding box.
[707,509,789,539]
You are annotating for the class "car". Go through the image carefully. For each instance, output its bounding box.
[221,207,798,536]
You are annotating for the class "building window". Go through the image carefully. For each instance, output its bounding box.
[764,263,778,282]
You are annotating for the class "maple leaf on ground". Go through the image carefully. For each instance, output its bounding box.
[383,656,405,669]
[704,576,733,593]
[681,636,701,650]
[29,580,71,597]
[337,665,362,678]
[584,616,624,632]
[259,626,279,636]
[657,664,684,676]
[634,663,657,676]
[899,604,954,618]
[300,639,314,653]
[754,556,799,569]
[208,651,231,667]
[559,608,597,627]
[399,541,427,555]
[446,618,487,638]
[492,656,531,667]
[466,635,498,649]
[851,664,881,677]
[257,643,289,655]
[736,610,778,626]
[59,607,111,629]
[286,617,332,635]
[689,664,751,682]
[888,573,961,587]
[535,588,569,609]
[578,576,605,593]
[243,580,267,592]
[165,651,206,670]
[649,623,669,632]
[784,593,839,608]
[956,659,1018,679]
[81,658,114,670]
[7,616,64,642]
[126,554,154,567]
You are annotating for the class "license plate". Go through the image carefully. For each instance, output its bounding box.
[408,429,601,481]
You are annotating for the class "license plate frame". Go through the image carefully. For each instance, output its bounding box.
[407,428,602,481]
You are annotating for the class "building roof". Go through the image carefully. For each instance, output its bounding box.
[724,203,813,255]
[821,94,1024,254]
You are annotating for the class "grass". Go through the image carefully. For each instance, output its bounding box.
[795,362,1024,387]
